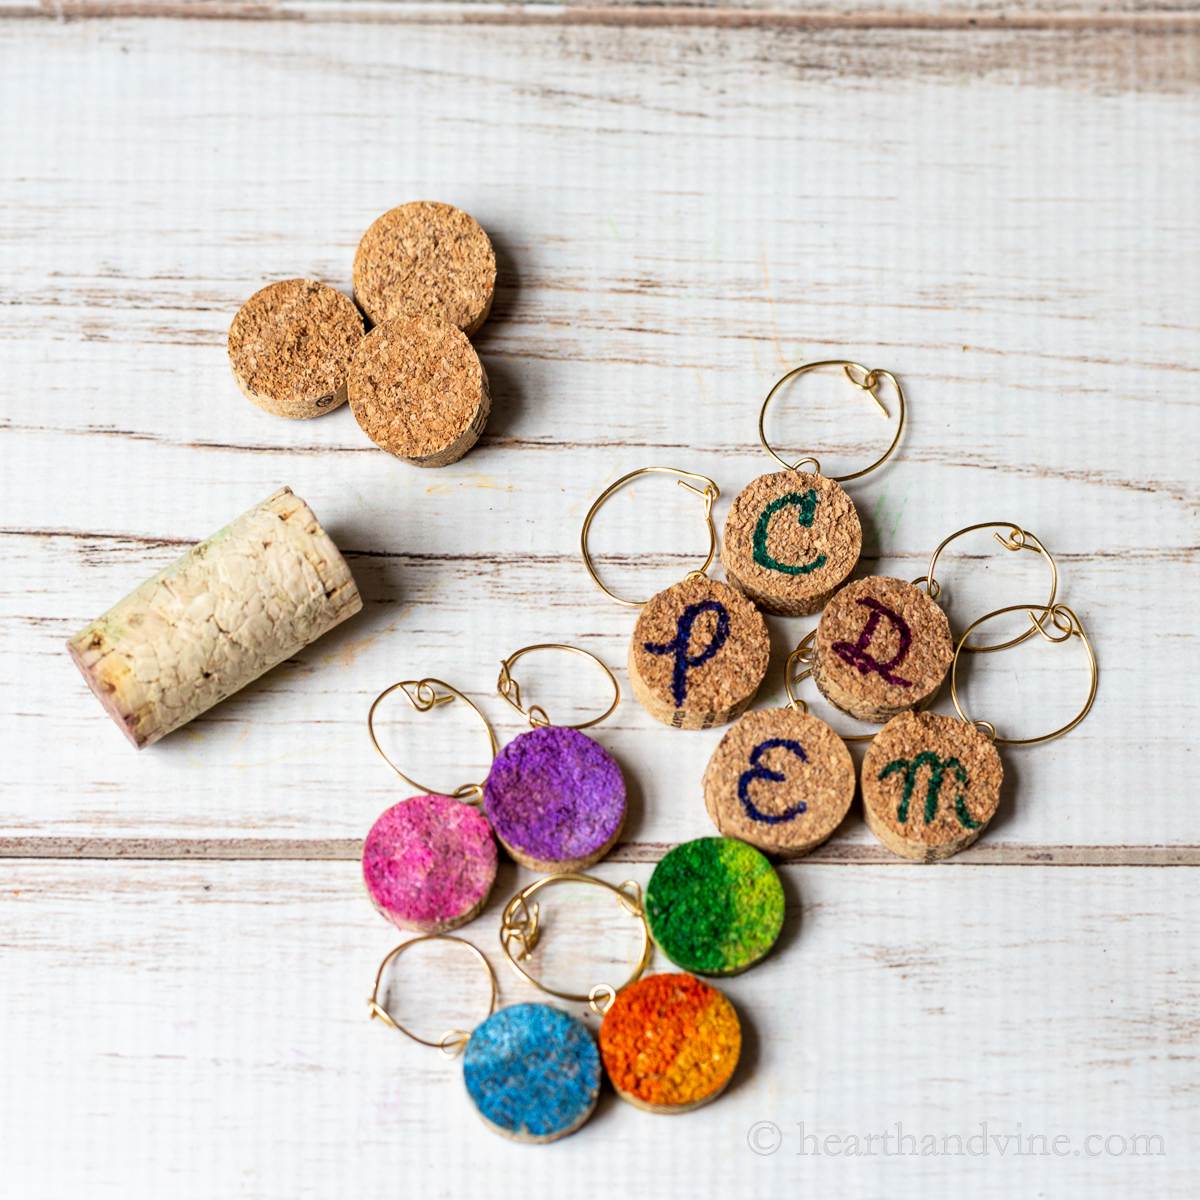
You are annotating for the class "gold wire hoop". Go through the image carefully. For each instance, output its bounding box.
[499,873,651,1007]
[784,631,875,742]
[367,679,500,803]
[950,603,1098,746]
[757,360,905,481]
[497,644,620,730]
[580,466,720,607]
[915,522,1058,653]
[368,934,498,1059]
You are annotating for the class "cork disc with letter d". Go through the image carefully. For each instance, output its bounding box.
[812,576,953,724]
[861,711,1003,861]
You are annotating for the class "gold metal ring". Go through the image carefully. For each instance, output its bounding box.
[784,630,876,742]
[757,360,905,481]
[497,644,620,730]
[580,466,719,607]
[367,678,499,803]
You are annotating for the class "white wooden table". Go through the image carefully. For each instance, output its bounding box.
[2,3,1197,1194]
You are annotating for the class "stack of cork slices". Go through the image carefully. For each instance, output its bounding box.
[227,202,495,467]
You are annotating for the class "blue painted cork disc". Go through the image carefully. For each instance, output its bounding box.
[462,1003,602,1142]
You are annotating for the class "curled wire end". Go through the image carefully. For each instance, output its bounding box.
[970,720,998,741]
[528,705,551,728]
[589,983,616,1017]
[616,880,644,918]
[502,896,540,960]
[438,1030,470,1060]
[911,575,942,600]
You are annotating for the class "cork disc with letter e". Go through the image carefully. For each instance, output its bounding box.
[347,312,490,467]
[702,707,855,858]
[352,201,496,335]
[812,576,953,724]
[861,711,1003,861]
[628,576,770,730]
[721,471,862,616]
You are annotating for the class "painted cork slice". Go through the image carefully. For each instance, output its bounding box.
[361,795,498,934]
[599,973,741,1114]
[861,711,1003,861]
[812,575,953,724]
[352,201,496,335]
[462,1003,601,1143]
[629,576,770,731]
[347,313,490,467]
[702,708,855,859]
[227,279,364,419]
[482,726,626,872]
[645,838,785,977]
[721,471,862,616]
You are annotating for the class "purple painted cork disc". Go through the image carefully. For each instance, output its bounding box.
[482,727,626,872]
[362,795,498,934]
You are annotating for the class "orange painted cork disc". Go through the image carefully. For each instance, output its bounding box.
[628,576,770,730]
[812,576,953,724]
[346,313,490,467]
[227,279,364,419]
[721,471,862,616]
[861,711,1003,861]
[352,201,496,335]
[702,707,855,858]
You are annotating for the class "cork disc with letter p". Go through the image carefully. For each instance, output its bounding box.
[861,711,1003,861]
[812,576,953,724]
[628,576,770,730]
[721,471,862,616]
[702,708,855,858]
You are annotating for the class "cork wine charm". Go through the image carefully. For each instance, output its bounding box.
[722,361,906,616]
[483,645,626,872]
[581,468,770,730]
[862,602,1098,861]
[364,679,500,934]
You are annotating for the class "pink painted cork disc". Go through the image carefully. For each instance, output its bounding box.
[362,795,498,934]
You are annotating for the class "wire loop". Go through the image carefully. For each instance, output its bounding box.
[497,644,620,730]
[785,631,875,741]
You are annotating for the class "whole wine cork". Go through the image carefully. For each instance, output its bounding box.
[628,576,769,731]
[347,313,490,467]
[352,201,496,335]
[812,575,952,724]
[702,707,855,858]
[227,279,364,419]
[722,471,862,616]
[67,486,362,750]
[861,711,1003,861]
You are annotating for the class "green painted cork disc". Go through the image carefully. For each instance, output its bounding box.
[645,838,785,977]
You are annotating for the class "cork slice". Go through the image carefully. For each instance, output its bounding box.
[346,313,490,467]
[227,279,364,419]
[861,711,1003,861]
[721,471,862,616]
[352,201,496,334]
[812,575,953,724]
[702,707,854,858]
[629,576,770,731]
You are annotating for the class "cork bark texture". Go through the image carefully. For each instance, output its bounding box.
[66,487,362,750]
[721,471,862,616]
[861,711,1003,861]
[347,313,490,467]
[628,576,769,731]
[352,201,496,335]
[812,576,953,724]
[227,279,364,419]
[703,707,855,858]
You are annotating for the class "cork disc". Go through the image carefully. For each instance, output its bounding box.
[482,726,626,872]
[346,313,490,467]
[361,795,497,934]
[721,471,862,616]
[629,577,770,731]
[352,201,496,335]
[227,279,364,420]
[861,711,1003,861]
[812,575,953,724]
[702,708,855,858]
[600,973,741,1114]
[463,1003,601,1143]
[645,838,785,977]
